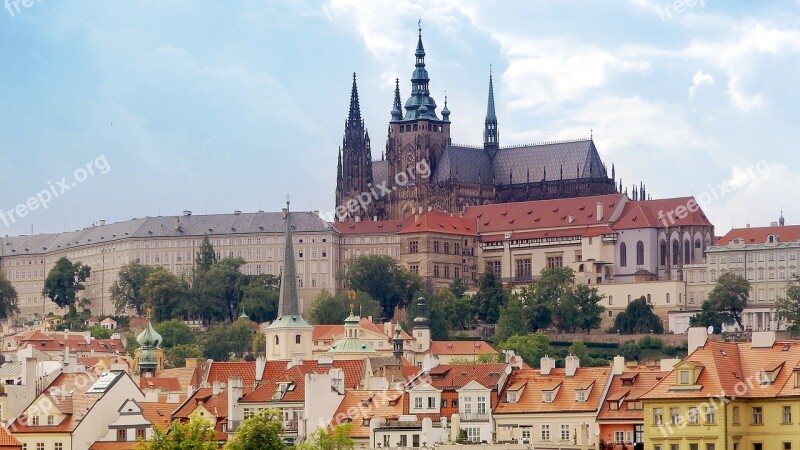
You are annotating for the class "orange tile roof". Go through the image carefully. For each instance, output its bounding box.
[313,319,411,342]
[406,363,506,419]
[430,341,497,356]
[464,194,625,234]
[141,396,186,430]
[399,211,478,237]
[157,367,198,392]
[205,361,288,386]
[88,442,138,450]
[0,428,20,448]
[495,367,611,414]
[241,359,365,403]
[330,390,405,438]
[597,366,665,421]
[140,377,183,392]
[715,224,800,246]
[613,197,712,229]
[332,220,406,235]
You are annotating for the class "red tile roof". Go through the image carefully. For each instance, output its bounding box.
[399,211,478,237]
[0,427,20,448]
[205,361,288,386]
[331,390,405,438]
[596,366,665,421]
[464,194,625,234]
[333,220,407,235]
[88,442,139,450]
[495,367,611,414]
[141,396,186,430]
[430,341,497,356]
[613,197,712,230]
[241,359,365,403]
[715,225,800,246]
[140,377,183,392]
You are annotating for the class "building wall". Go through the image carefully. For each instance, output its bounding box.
[643,399,727,450]
[493,412,598,446]
[399,232,478,291]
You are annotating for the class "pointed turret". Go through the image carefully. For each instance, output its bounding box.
[403,23,439,120]
[441,95,450,122]
[391,78,403,121]
[276,202,303,318]
[780,209,786,226]
[336,73,374,222]
[393,323,404,361]
[336,147,342,181]
[347,72,362,129]
[484,68,499,159]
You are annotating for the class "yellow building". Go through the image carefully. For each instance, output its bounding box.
[641,330,800,450]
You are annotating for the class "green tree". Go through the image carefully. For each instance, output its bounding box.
[309,290,380,325]
[240,274,280,323]
[613,297,664,334]
[139,416,218,450]
[195,235,216,275]
[225,409,286,450]
[109,261,153,315]
[164,344,205,369]
[251,330,266,358]
[142,267,189,322]
[516,284,553,332]
[569,284,605,333]
[203,257,247,322]
[342,254,421,319]
[496,296,529,343]
[155,320,195,348]
[474,271,511,323]
[689,301,725,332]
[449,278,468,299]
[567,340,594,366]
[90,325,112,340]
[42,257,91,315]
[298,422,355,450]
[0,272,20,319]
[203,321,257,362]
[619,340,642,361]
[534,267,575,332]
[707,272,750,330]
[498,332,552,368]
[775,279,800,332]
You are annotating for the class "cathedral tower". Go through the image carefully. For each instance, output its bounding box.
[484,69,499,159]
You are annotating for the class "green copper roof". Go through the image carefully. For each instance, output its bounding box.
[403,25,440,121]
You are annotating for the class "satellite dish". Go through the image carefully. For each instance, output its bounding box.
[707,326,714,335]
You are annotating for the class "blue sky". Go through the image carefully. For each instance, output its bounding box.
[1,0,798,236]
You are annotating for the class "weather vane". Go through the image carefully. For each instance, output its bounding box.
[418,19,422,32]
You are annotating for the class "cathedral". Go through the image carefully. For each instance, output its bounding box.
[335,27,618,222]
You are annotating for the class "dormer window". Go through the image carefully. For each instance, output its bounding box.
[576,390,587,402]
[507,391,518,403]
[759,362,783,385]
[769,235,777,244]
[543,391,553,403]
[679,370,691,385]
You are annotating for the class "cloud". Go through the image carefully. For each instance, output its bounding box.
[689,70,714,97]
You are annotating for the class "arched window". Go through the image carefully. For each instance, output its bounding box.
[636,241,645,266]
[660,240,668,266]
[620,243,627,267]
[296,334,301,344]
[684,240,691,264]
[695,239,702,249]
[275,336,279,346]
[672,240,680,266]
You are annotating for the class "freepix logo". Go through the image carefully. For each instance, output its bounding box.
[0,155,111,228]
[4,0,43,17]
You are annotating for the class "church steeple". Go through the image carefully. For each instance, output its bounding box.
[277,202,302,317]
[336,73,374,221]
[348,72,362,128]
[484,67,499,159]
[403,22,439,121]
[391,78,403,121]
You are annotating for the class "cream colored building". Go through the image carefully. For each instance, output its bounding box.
[0,210,338,320]
[596,280,686,330]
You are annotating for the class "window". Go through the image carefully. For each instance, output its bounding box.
[732,406,740,424]
[654,408,663,425]
[444,241,450,254]
[508,391,518,403]
[785,443,792,450]
[679,370,691,384]
[54,444,63,450]
[541,424,550,441]
[477,396,486,414]
[30,416,39,426]
[463,396,472,414]
[547,256,563,268]
[444,265,450,278]
[428,396,436,409]
[705,405,715,424]
[521,428,531,441]
[543,391,553,403]
[706,445,715,450]
[414,397,423,409]
[671,407,680,425]
[409,264,419,275]
[47,415,54,425]
[487,260,501,278]
[561,424,570,441]
[117,429,126,441]
[244,408,255,419]
[660,240,668,266]
[433,240,440,253]
[655,446,663,450]
[784,405,792,424]
[516,258,532,279]
[671,444,679,450]
[576,390,586,402]
[615,431,624,443]
[620,243,627,267]
[673,240,680,265]
[413,434,420,447]
[433,265,440,278]
[752,406,763,424]
[466,428,480,443]
[36,445,44,450]
[410,241,419,253]
[688,407,699,424]
[637,241,645,266]
[690,445,699,450]
[441,399,447,408]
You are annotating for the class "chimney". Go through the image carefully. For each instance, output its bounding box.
[184,358,198,369]
[234,210,241,215]
[660,358,681,371]
[282,207,288,219]
[288,355,303,369]
[752,331,776,348]
[212,380,222,396]
[329,368,345,395]
[99,220,106,226]
[144,390,159,402]
[596,202,604,222]
[167,393,180,403]
[183,210,192,216]
[687,327,709,354]
[612,356,625,375]
[227,377,244,420]
[565,355,580,377]
[255,357,266,384]
[540,356,555,376]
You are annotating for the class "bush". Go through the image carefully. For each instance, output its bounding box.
[619,340,641,360]
[638,336,664,349]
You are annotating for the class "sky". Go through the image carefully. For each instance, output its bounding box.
[1,0,799,237]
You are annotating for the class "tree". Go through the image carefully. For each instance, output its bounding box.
[342,255,421,319]
[689,300,725,332]
[0,272,20,319]
[203,257,247,322]
[225,409,286,450]
[164,344,204,369]
[251,330,266,358]
[498,332,552,368]
[613,297,664,334]
[496,296,529,343]
[298,422,354,450]
[109,261,153,315]
[142,267,189,322]
[155,320,195,348]
[775,279,800,332]
[90,325,112,340]
[309,290,380,325]
[474,271,511,323]
[516,285,553,332]
[203,321,257,362]
[619,340,642,361]
[707,272,749,330]
[42,257,91,315]
[534,267,575,332]
[139,416,218,450]
[195,235,216,275]
[240,274,280,323]
[449,278,468,299]
[569,284,605,333]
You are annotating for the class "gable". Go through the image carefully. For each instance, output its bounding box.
[118,399,143,415]
[408,382,442,393]
[458,379,491,392]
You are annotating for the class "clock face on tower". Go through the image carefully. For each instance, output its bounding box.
[405,150,415,164]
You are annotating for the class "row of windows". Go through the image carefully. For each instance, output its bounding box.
[409,239,471,255]
[711,251,798,264]
[520,424,573,442]
[21,444,62,450]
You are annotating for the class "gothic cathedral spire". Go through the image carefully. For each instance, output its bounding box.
[484,67,499,159]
